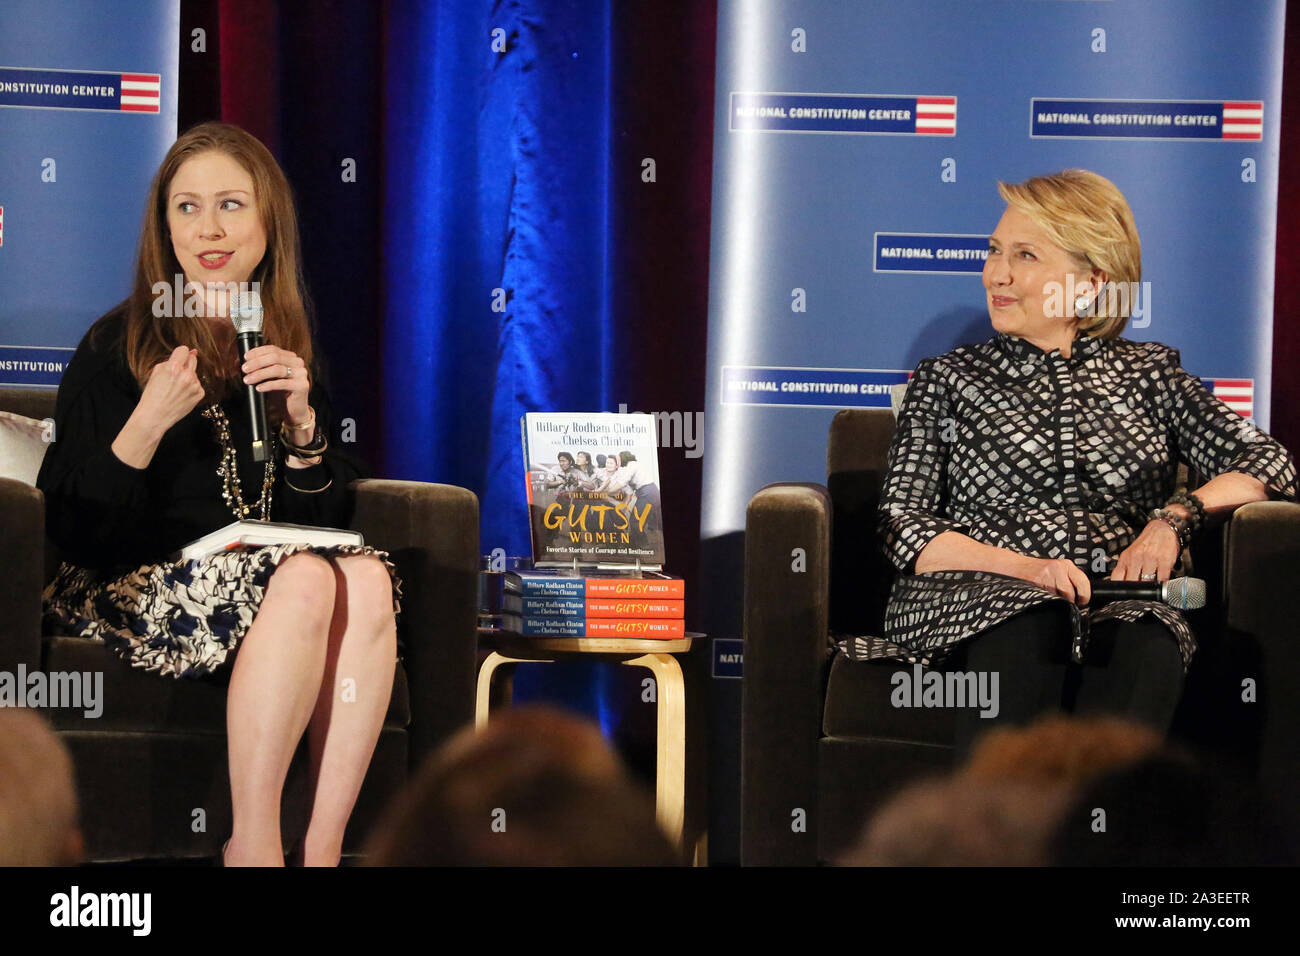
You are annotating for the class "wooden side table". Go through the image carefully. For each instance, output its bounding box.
[475,632,699,859]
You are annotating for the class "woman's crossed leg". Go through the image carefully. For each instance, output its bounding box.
[223,551,395,866]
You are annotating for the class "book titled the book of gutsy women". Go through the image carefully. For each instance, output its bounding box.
[522,412,665,568]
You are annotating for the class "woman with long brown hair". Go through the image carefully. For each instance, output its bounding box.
[37,122,400,867]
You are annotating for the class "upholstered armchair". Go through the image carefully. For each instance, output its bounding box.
[0,386,479,862]
[742,406,1300,865]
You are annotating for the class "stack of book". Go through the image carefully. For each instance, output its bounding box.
[483,570,686,640]
[480,411,687,639]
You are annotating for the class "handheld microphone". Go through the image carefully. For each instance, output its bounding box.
[1088,576,1206,610]
[230,290,270,462]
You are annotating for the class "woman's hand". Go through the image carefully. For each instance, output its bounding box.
[114,346,206,469]
[241,344,312,428]
[139,346,205,433]
[1009,554,1093,606]
[1110,520,1181,583]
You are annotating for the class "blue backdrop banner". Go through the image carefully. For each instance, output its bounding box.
[0,0,179,387]
[702,0,1286,547]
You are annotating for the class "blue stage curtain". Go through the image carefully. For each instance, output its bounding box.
[383,0,611,559]
[383,0,613,723]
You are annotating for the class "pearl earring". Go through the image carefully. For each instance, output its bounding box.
[1075,295,1092,315]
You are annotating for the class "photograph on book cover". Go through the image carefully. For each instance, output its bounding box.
[521,412,665,567]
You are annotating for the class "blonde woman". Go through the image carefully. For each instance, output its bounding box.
[841,170,1297,756]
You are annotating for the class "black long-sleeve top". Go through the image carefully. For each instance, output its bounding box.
[37,305,368,574]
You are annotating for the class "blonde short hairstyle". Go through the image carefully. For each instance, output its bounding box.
[997,169,1141,339]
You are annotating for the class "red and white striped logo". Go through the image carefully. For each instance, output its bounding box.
[1221,102,1263,141]
[916,96,956,135]
[120,73,161,113]
[1207,378,1253,417]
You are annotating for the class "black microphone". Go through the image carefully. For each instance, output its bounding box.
[230,290,270,462]
[1088,576,1206,610]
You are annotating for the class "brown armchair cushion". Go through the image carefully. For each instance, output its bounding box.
[822,654,954,743]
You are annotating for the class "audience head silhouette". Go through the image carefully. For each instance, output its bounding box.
[364,706,680,866]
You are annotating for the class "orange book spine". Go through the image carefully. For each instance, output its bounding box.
[584,618,686,639]
[583,578,685,599]
[584,599,684,619]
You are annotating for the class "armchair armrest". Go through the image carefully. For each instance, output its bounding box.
[349,479,479,769]
[1223,501,1300,633]
[0,477,44,673]
[742,482,833,866]
[1223,500,1300,832]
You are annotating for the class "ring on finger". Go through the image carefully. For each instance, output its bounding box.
[1140,571,1157,581]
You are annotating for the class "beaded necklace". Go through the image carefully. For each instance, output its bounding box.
[201,403,276,521]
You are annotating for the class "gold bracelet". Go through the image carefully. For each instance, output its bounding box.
[281,432,328,456]
[285,407,316,433]
[279,415,327,455]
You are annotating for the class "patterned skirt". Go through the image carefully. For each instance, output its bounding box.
[41,543,404,680]
[835,569,1196,673]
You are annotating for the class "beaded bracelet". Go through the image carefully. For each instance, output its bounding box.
[1166,490,1207,534]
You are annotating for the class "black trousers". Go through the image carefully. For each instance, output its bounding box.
[944,603,1185,759]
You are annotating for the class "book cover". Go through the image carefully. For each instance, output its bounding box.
[582,577,684,599]
[496,613,686,640]
[583,618,683,639]
[486,572,691,600]
[577,598,684,618]
[500,594,685,620]
[521,413,665,568]
[492,570,685,600]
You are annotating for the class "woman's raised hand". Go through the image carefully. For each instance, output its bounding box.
[1012,555,1092,606]
[139,346,206,433]
[112,346,204,469]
